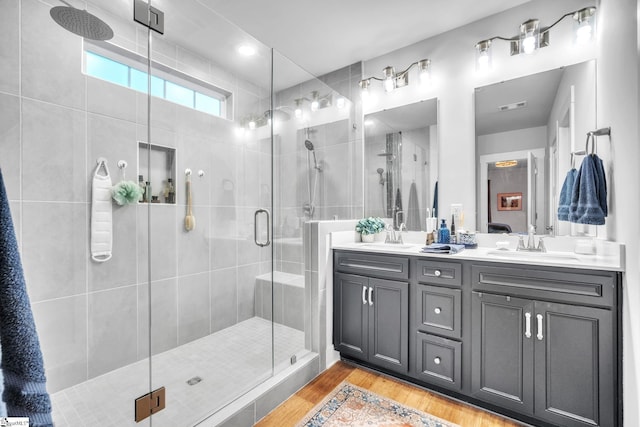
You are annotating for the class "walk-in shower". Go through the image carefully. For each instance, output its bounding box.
[0,0,354,425]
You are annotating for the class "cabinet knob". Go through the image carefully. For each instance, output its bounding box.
[434,270,441,277]
[434,307,442,314]
[434,357,441,365]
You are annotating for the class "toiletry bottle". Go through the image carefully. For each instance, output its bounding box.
[144,181,151,203]
[450,214,456,244]
[138,175,146,202]
[167,178,175,204]
[438,219,450,244]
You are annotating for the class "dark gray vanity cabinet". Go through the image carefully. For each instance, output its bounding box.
[471,264,617,427]
[333,252,409,374]
[332,250,621,427]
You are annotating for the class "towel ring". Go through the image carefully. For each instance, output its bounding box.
[585,133,596,155]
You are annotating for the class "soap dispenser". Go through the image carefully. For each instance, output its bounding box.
[438,219,450,244]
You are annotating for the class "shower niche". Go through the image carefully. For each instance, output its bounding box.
[138,141,177,204]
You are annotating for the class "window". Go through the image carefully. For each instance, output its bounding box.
[83,43,230,119]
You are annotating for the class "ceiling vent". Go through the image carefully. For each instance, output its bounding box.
[498,100,527,111]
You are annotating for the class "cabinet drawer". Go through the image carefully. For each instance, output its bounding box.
[414,333,461,391]
[416,285,461,339]
[335,251,409,281]
[416,260,461,287]
[472,264,616,308]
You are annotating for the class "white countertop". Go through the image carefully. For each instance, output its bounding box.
[331,231,624,272]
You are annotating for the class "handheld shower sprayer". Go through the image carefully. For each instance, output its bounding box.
[304,140,322,171]
[377,168,385,185]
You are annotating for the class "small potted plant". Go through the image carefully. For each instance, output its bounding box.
[355,217,386,242]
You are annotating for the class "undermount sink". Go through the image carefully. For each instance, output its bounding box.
[486,249,581,262]
[361,242,417,250]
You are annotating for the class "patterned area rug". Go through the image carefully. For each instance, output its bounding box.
[296,381,460,427]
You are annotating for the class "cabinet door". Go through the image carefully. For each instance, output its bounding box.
[471,292,534,415]
[333,273,368,360]
[369,277,408,373]
[534,302,614,427]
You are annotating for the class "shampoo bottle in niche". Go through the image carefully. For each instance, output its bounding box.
[438,219,450,244]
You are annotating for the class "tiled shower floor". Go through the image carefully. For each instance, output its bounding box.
[50,317,306,426]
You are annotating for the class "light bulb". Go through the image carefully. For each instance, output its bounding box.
[311,100,319,111]
[475,40,492,73]
[336,96,345,109]
[383,76,395,92]
[294,107,302,119]
[575,22,593,45]
[248,120,256,130]
[519,19,540,55]
[382,66,395,93]
[522,35,536,54]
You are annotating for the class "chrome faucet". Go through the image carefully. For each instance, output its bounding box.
[517,225,546,252]
[385,223,406,244]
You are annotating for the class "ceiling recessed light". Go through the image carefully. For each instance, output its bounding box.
[238,45,256,56]
[495,160,518,168]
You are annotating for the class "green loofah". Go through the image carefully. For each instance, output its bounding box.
[111,180,143,205]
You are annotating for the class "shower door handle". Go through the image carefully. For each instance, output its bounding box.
[254,209,271,247]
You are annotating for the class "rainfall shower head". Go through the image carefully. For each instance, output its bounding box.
[50,1,114,41]
[304,140,315,151]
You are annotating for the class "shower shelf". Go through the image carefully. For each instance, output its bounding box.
[138,141,177,204]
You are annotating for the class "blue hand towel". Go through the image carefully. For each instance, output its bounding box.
[568,154,608,225]
[557,168,577,221]
[0,169,52,426]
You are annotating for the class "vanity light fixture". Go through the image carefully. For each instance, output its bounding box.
[294,90,333,118]
[475,6,596,70]
[359,58,431,95]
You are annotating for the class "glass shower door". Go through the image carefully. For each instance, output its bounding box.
[143,0,275,424]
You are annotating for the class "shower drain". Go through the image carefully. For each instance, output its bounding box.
[186,376,202,386]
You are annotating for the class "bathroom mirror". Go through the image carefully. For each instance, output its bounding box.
[364,98,438,231]
[475,60,596,235]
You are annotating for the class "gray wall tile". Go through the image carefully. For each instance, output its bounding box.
[32,295,87,393]
[137,204,177,282]
[210,207,238,270]
[0,93,21,201]
[21,100,86,202]
[177,207,210,275]
[87,78,137,123]
[178,272,211,344]
[236,263,259,322]
[138,278,178,358]
[211,267,238,332]
[21,0,85,109]
[88,286,138,378]
[21,202,87,302]
[0,0,19,95]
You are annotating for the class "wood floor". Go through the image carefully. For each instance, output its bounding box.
[255,361,524,427]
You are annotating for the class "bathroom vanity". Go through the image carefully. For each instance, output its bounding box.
[332,239,623,427]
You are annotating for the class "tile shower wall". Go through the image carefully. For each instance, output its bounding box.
[273,63,363,275]
[2,0,271,393]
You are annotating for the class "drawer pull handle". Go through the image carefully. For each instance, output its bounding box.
[524,312,531,338]
[434,270,442,277]
[368,287,374,306]
[434,307,442,314]
[434,357,441,365]
[536,314,544,340]
[362,286,367,305]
